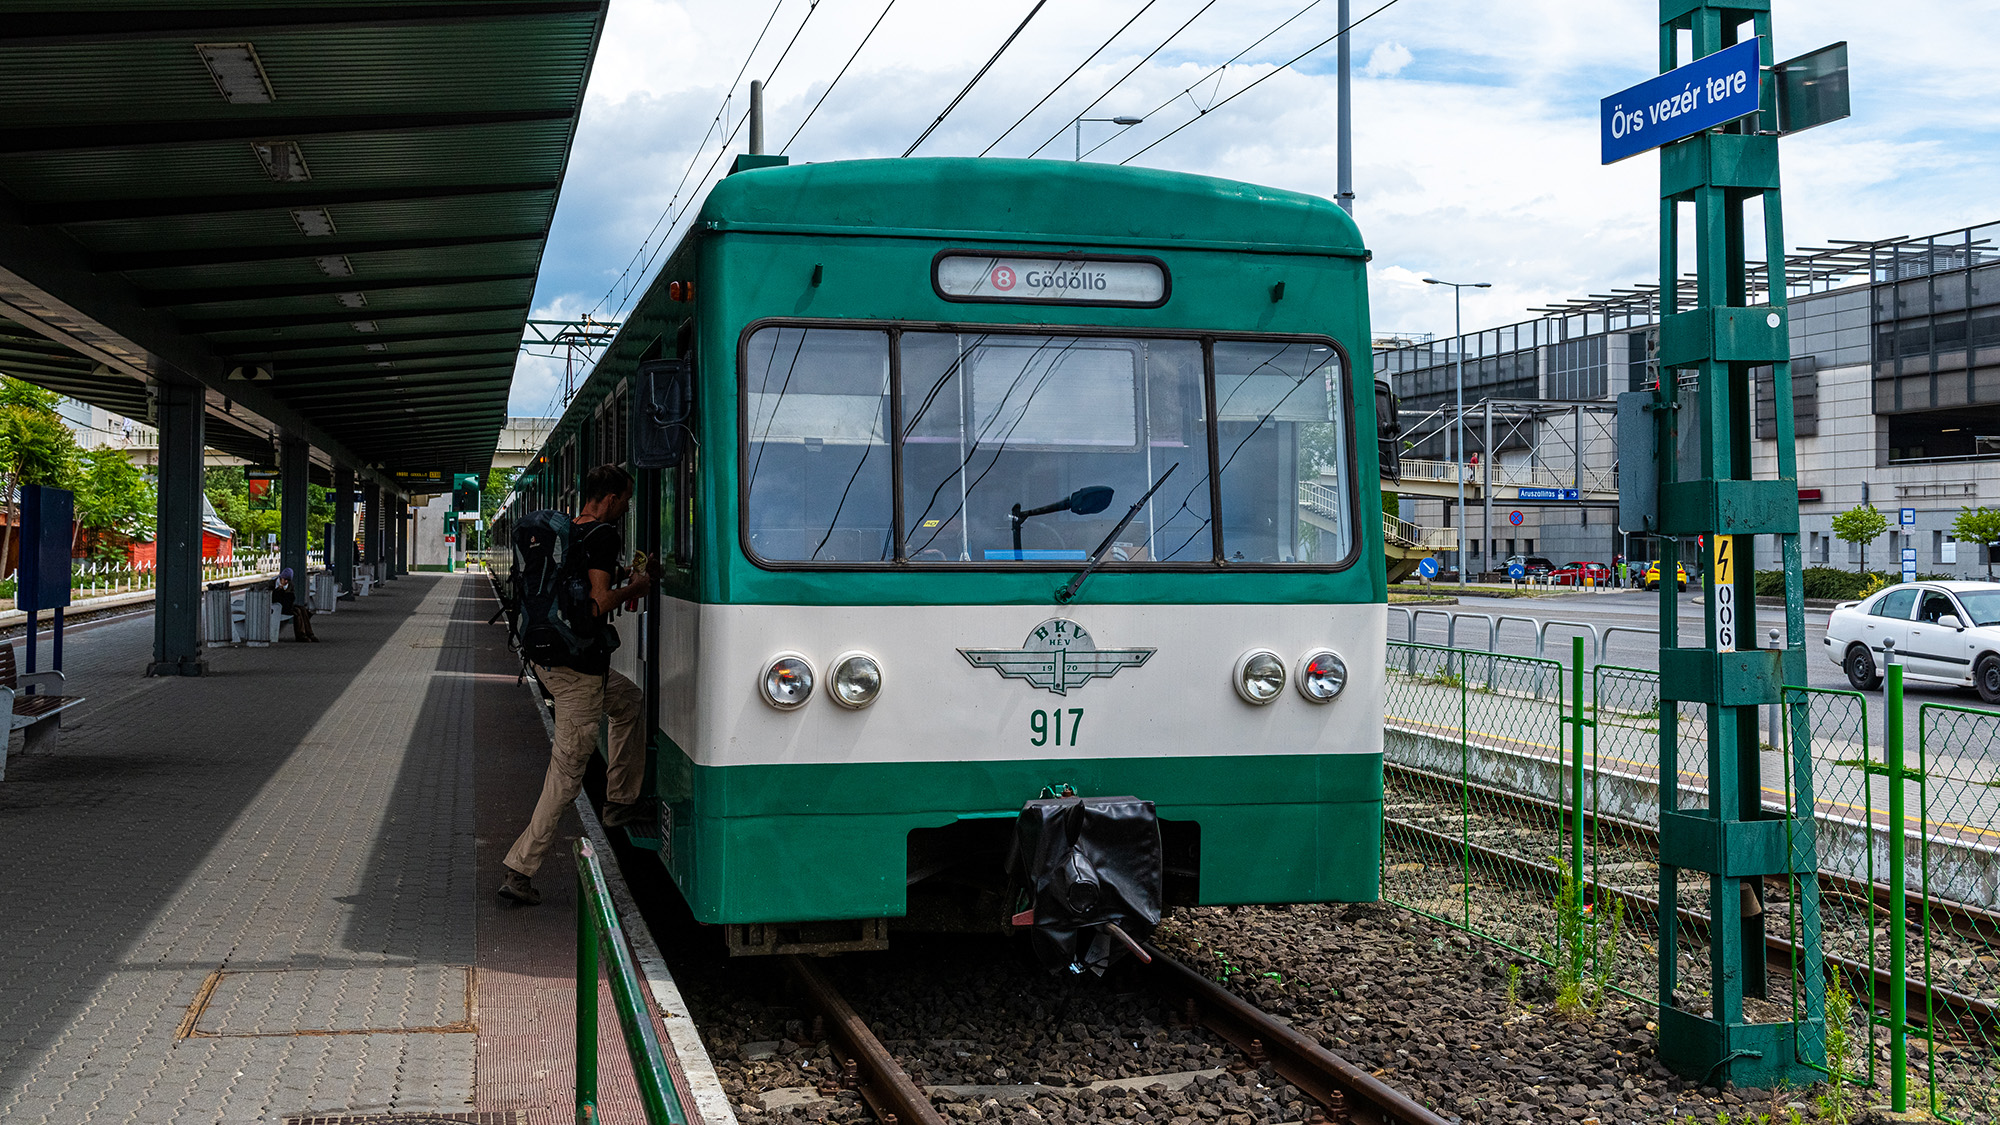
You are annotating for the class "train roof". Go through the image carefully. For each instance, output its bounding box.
[696,157,1366,259]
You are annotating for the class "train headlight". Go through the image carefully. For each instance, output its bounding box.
[1297,650,1347,702]
[761,652,815,710]
[828,651,882,709]
[1233,649,1286,705]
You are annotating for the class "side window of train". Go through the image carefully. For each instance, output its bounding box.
[633,353,697,566]
[1374,377,1401,484]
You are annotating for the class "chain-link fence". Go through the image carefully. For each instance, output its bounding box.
[1912,703,2000,1124]
[1382,639,2000,1122]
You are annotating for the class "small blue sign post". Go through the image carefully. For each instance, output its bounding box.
[1902,546,1918,584]
[1417,556,1440,582]
[1900,507,1916,527]
[1601,37,1762,164]
[1507,560,1526,584]
[1509,510,1524,526]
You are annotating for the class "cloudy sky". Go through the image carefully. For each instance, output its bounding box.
[510,0,2000,415]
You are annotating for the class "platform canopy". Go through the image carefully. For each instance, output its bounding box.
[0,2,606,482]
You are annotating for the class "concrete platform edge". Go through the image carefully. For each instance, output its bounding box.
[519,668,739,1125]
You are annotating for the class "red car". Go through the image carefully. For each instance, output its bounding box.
[1550,561,1611,586]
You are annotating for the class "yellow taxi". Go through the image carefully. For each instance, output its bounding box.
[1643,561,1689,591]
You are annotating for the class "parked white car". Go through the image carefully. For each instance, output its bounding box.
[1824,581,2000,701]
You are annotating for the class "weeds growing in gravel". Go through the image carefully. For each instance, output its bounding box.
[1545,856,1625,1018]
[1504,963,1522,1008]
[1816,970,1858,1124]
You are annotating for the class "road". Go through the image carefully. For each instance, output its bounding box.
[1391,587,1998,757]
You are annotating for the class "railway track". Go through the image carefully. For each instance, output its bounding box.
[1381,760,2000,1040]
[777,948,1455,1125]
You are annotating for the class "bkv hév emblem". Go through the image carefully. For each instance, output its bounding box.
[958,618,1153,696]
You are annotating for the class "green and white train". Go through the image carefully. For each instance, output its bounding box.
[495,157,1392,958]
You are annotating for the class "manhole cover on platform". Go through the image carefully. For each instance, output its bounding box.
[282,1104,520,1112]
[179,965,474,1038]
[282,1114,520,1125]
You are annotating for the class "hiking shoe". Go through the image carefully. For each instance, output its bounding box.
[601,798,656,829]
[497,870,541,906]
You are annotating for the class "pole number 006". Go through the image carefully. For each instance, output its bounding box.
[1713,535,1736,653]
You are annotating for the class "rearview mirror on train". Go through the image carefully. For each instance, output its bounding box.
[632,358,694,469]
[1068,485,1116,515]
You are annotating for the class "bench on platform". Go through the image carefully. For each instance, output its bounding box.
[1,644,84,753]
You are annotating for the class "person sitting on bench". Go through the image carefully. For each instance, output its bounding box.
[273,568,318,642]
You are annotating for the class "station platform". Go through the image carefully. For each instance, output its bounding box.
[0,574,663,1125]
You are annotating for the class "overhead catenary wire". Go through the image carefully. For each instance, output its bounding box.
[1119,0,1408,165]
[584,0,792,323]
[1076,0,1332,162]
[783,0,900,154]
[903,0,1051,157]
[1021,0,1221,160]
[977,0,1162,158]
[610,0,826,322]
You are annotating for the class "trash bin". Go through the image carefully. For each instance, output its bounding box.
[310,572,337,613]
[241,588,275,645]
[200,586,235,644]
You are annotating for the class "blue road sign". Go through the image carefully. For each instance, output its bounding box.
[1601,38,1763,165]
[1518,488,1581,501]
[1508,561,1527,581]
[1900,507,1917,526]
[1509,510,1524,526]
[1417,556,1440,579]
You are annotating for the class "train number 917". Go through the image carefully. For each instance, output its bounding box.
[1030,708,1084,747]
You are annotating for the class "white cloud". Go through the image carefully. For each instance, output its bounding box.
[1363,42,1411,79]
[511,0,2000,416]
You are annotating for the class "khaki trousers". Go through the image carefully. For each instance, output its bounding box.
[503,664,646,878]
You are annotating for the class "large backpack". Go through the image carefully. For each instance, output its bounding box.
[509,510,611,668]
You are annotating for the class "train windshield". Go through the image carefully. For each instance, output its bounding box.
[741,324,1351,568]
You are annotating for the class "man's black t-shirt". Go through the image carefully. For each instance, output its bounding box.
[564,520,622,675]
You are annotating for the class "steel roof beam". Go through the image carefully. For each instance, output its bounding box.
[183,302,524,333]
[4,3,604,46]
[0,109,576,157]
[24,183,560,227]
[229,327,521,354]
[100,232,542,273]
[141,273,537,308]
[277,348,519,373]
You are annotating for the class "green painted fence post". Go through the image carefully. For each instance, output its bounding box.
[1570,635,1585,907]
[1885,655,1907,1112]
[577,861,600,1124]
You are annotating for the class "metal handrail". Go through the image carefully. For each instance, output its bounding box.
[1598,625,1661,665]
[1535,619,1600,660]
[576,839,688,1125]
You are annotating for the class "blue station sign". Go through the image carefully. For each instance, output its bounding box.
[1601,38,1762,164]
[1518,487,1580,501]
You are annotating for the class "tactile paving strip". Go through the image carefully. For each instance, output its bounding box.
[282,1104,520,1112]
[180,965,475,1038]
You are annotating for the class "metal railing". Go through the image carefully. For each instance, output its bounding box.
[1382,510,1457,551]
[1395,458,1618,496]
[575,839,688,1125]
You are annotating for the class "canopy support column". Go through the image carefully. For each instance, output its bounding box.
[279,434,309,584]
[149,383,206,677]
[333,466,355,591]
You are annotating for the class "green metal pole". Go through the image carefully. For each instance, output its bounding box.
[577,860,600,1124]
[1885,657,1907,1112]
[1571,634,1585,904]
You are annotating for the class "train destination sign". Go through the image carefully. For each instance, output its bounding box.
[1601,37,1762,164]
[935,254,1167,307]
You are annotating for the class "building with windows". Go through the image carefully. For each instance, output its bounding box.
[1376,220,2000,578]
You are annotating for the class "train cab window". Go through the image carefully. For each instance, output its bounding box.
[899,333,1212,563]
[742,326,893,561]
[1213,340,1351,564]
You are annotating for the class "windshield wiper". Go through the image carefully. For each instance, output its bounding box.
[1054,463,1178,604]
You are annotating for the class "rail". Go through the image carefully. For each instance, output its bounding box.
[575,839,688,1125]
[1143,949,1455,1125]
[783,954,946,1125]
[1395,458,1617,495]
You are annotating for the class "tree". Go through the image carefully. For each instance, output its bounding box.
[74,447,156,559]
[482,467,517,523]
[1951,506,2000,579]
[0,378,81,575]
[1830,504,1888,575]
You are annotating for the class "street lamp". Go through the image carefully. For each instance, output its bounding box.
[1424,277,1492,588]
[1075,116,1143,160]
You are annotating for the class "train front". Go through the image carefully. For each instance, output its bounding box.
[665,158,1387,967]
